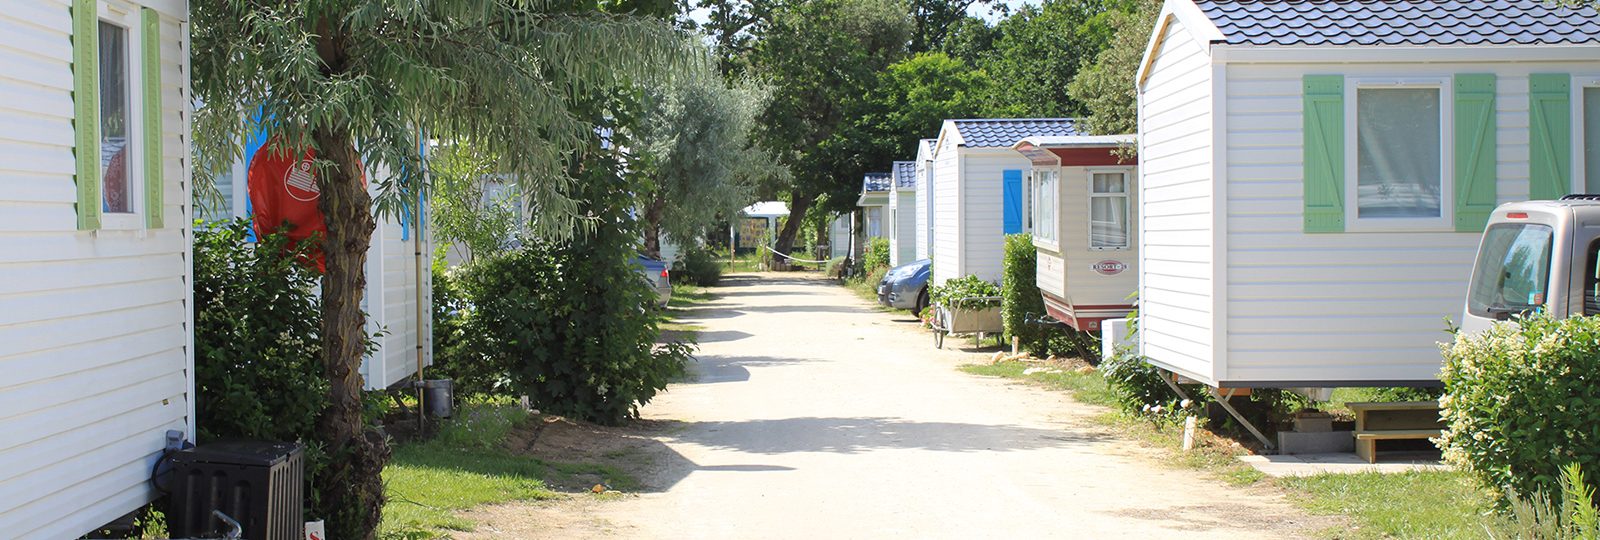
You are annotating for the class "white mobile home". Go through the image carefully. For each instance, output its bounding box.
[856,172,891,241]
[1136,0,1600,387]
[930,118,1079,284]
[209,135,433,391]
[914,138,936,260]
[0,1,193,536]
[1012,135,1140,332]
[888,160,918,266]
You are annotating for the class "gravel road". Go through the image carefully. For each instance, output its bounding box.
[466,272,1326,539]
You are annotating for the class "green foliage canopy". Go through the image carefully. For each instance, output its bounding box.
[1068,0,1161,135]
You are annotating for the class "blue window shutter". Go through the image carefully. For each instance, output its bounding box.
[1002,169,1023,234]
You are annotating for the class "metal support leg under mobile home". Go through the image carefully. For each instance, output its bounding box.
[1207,387,1277,454]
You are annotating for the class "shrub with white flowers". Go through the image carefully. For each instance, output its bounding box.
[1439,313,1600,507]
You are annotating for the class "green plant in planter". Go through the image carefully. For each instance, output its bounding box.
[930,275,1002,310]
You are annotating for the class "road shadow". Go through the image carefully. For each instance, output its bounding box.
[664,416,1103,455]
[681,354,810,385]
[509,417,798,494]
[694,329,754,344]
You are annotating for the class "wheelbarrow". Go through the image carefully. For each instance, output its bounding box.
[930,296,1004,349]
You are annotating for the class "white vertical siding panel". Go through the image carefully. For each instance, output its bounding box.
[892,190,917,266]
[960,153,1032,284]
[932,140,961,284]
[0,3,194,536]
[914,155,931,260]
[1138,16,1215,382]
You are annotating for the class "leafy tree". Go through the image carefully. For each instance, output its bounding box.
[938,15,1001,66]
[189,2,685,537]
[981,0,1126,117]
[689,0,780,74]
[1067,0,1161,135]
[457,129,693,425]
[751,0,913,255]
[824,52,992,182]
[428,143,522,264]
[909,0,996,53]
[633,54,778,258]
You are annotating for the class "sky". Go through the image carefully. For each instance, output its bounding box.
[687,0,1044,27]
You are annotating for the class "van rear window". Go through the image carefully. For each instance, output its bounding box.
[1468,224,1554,320]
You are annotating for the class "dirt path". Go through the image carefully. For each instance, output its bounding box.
[464,273,1328,538]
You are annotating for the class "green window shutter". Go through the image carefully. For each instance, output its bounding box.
[1303,75,1345,233]
[141,8,162,228]
[72,0,100,230]
[1529,73,1572,200]
[1454,74,1497,232]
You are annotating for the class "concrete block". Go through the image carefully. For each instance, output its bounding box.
[1278,430,1355,455]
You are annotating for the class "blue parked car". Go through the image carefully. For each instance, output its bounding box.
[877,259,932,315]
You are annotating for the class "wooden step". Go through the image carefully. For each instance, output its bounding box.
[1354,429,1439,440]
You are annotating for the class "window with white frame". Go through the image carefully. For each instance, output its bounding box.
[1353,86,1443,220]
[1032,169,1058,244]
[1089,170,1129,249]
[100,19,134,215]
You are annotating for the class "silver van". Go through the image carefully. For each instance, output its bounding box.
[1460,196,1600,335]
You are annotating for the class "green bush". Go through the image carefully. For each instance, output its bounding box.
[862,236,891,272]
[456,150,693,425]
[929,275,1001,309]
[998,233,1103,358]
[195,219,375,525]
[672,245,723,286]
[194,218,327,442]
[825,256,848,279]
[427,263,506,397]
[1440,314,1600,507]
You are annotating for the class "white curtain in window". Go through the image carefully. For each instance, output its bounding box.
[1356,88,1442,218]
[1033,171,1058,243]
[1091,173,1128,248]
[1585,88,1600,194]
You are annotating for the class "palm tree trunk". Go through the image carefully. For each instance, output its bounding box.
[312,125,389,539]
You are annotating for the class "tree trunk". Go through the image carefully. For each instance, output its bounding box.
[773,190,814,268]
[642,193,666,259]
[311,128,389,539]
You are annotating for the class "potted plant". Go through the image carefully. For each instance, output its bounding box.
[929,275,1003,334]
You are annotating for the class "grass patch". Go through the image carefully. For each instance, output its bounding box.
[961,360,1260,480]
[659,283,714,336]
[961,361,1502,539]
[960,362,1117,408]
[379,401,637,539]
[1278,470,1496,539]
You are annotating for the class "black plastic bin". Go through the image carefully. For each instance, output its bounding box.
[167,440,304,540]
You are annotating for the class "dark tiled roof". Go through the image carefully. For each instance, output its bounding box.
[862,173,892,193]
[952,118,1080,148]
[1196,0,1600,47]
[892,161,917,189]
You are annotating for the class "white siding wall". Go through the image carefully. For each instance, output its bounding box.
[0,3,193,537]
[932,138,962,284]
[364,211,431,391]
[960,152,1034,284]
[1037,249,1066,298]
[829,214,851,259]
[1138,16,1216,383]
[891,190,917,266]
[1218,60,1598,384]
[915,141,936,261]
[1053,166,1141,307]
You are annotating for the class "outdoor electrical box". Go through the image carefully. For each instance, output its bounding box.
[167,440,305,540]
